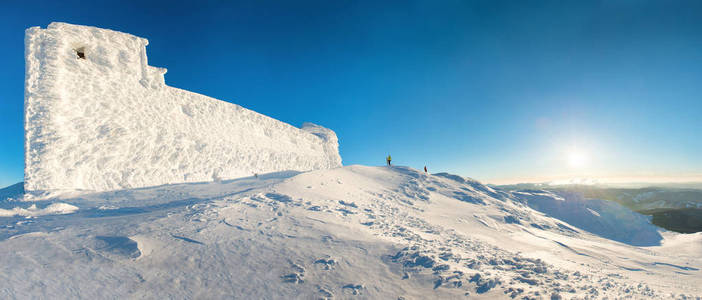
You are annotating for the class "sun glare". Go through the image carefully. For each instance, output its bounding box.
[567,149,588,168]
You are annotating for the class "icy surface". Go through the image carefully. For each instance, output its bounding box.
[1,166,700,299]
[24,22,341,194]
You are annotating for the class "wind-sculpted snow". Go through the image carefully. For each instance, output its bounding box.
[24,22,341,195]
[0,166,700,298]
[0,202,78,217]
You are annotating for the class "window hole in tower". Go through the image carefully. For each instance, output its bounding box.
[75,47,86,59]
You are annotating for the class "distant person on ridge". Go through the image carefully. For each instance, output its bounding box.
[386,155,392,166]
[424,166,428,174]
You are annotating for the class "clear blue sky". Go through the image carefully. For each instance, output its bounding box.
[1,0,701,187]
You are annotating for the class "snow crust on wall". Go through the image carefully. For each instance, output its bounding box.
[24,22,341,193]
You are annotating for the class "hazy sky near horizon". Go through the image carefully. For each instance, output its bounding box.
[1,0,701,187]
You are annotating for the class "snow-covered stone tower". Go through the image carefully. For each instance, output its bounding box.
[24,22,342,194]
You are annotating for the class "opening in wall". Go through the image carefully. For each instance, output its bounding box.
[75,47,85,59]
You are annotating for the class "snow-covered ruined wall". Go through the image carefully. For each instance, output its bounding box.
[24,22,341,193]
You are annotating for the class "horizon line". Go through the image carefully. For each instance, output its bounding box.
[483,174,702,186]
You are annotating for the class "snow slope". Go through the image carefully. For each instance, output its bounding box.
[1,166,700,299]
[512,190,663,246]
[24,22,341,194]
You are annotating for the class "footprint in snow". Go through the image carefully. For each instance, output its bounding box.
[282,263,306,284]
[317,287,334,298]
[281,273,304,284]
[314,257,337,270]
[336,208,356,215]
[307,205,323,211]
[93,236,141,259]
[264,193,293,203]
[338,200,358,208]
[342,284,364,295]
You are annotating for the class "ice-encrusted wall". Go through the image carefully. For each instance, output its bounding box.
[24,22,342,193]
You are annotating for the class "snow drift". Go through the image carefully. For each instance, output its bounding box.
[24,22,341,194]
[0,202,78,217]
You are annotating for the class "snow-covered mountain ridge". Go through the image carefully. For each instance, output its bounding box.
[1,166,701,299]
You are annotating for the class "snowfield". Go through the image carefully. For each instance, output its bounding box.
[1,165,700,299]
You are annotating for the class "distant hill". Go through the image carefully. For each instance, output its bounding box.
[0,182,23,201]
[640,208,702,234]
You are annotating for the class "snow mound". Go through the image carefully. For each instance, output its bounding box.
[0,202,78,217]
[24,22,341,195]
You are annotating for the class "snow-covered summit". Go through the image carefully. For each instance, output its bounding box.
[24,22,341,195]
[1,166,699,298]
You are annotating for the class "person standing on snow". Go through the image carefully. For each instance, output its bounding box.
[424,166,428,174]
[386,154,392,166]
